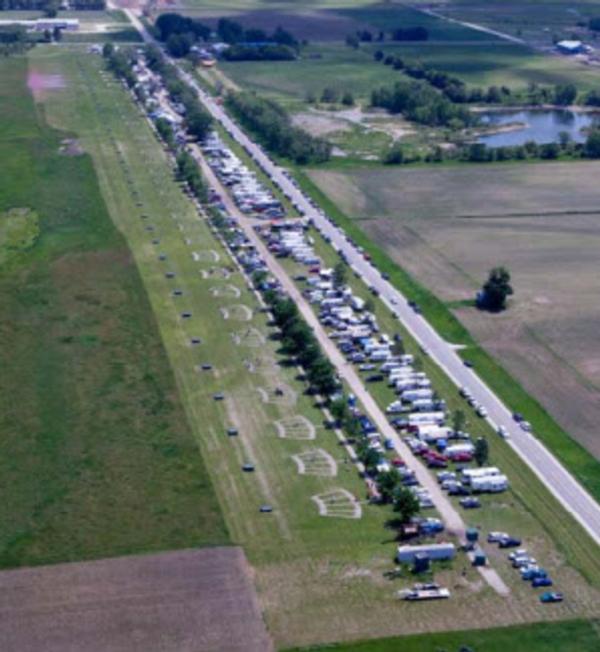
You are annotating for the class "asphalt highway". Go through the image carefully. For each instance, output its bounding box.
[125,7,600,548]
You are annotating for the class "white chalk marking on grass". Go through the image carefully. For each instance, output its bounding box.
[311,489,362,519]
[292,449,337,477]
[257,384,296,406]
[226,304,253,322]
[220,307,230,320]
[209,284,241,299]
[192,250,220,263]
[231,328,266,347]
[274,415,316,440]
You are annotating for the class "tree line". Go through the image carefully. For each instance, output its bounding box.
[143,44,213,141]
[374,50,581,107]
[225,91,331,164]
[385,129,600,166]
[260,289,338,397]
[346,25,429,48]
[155,12,299,60]
[371,79,476,128]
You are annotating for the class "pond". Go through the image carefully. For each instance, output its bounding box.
[477,109,600,147]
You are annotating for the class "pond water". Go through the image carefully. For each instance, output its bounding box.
[477,109,600,147]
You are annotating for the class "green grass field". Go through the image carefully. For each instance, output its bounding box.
[0,53,228,568]
[27,45,600,647]
[285,618,600,652]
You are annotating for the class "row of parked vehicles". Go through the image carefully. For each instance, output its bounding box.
[487,532,563,602]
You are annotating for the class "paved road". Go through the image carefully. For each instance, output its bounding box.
[194,145,511,595]
[124,7,600,548]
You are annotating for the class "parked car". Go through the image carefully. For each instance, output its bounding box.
[532,577,553,588]
[463,360,474,368]
[520,421,532,432]
[476,405,488,418]
[499,536,522,549]
[513,412,524,422]
[540,592,563,603]
[460,497,481,509]
[488,531,509,543]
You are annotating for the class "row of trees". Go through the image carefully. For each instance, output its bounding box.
[226,91,331,164]
[310,87,355,106]
[143,45,213,141]
[371,79,476,128]
[175,150,207,202]
[262,290,339,397]
[222,43,296,62]
[374,51,580,107]
[385,128,600,166]
[346,26,428,48]
[155,13,299,59]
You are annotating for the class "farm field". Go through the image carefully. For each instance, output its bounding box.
[0,53,228,569]
[29,45,600,647]
[409,0,600,49]
[0,547,271,652]
[307,161,600,466]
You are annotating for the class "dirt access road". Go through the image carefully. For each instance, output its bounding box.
[0,547,273,652]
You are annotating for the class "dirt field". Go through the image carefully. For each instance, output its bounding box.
[0,547,272,652]
[308,161,600,460]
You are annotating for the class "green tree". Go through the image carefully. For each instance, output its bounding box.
[392,486,420,523]
[477,266,513,312]
[584,129,600,158]
[333,261,347,287]
[474,437,489,467]
[341,91,355,106]
[391,339,405,356]
[378,470,401,503]
[102,42,114,58]
[321,87,339,103]
[554,83,577,106]
[452,409,466,434]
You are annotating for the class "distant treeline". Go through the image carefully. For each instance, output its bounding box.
[346,25,428,47]
[385,130,600,166]
[226,91,331,164]
[155,12,299,60]
[374,51,580,107]
[371,79,476,128]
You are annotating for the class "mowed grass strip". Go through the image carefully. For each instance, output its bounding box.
[0,55,228,569]
[284,618,600,652]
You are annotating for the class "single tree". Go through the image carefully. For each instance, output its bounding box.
[392,486,420,523]
[452,409,466,434]
[333,261,347,288]
[378,470,401,503]
[474,437,489,467]
[584,129,600,158]
[341,91,355,106]
[477,266,513,312]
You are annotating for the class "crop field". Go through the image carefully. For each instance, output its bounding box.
[308,162,600,468]
[28,45,600,647]
[0,547,271,652]
[409,0,600,48]
[0,53,228,569]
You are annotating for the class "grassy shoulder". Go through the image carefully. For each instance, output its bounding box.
[293,166,600,504]
[0,54,228,568]
[284,618,600,652]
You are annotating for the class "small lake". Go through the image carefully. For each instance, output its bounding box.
[477,109,600,147]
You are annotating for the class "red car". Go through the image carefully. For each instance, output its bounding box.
[309,266,320,274]
[449,452,473,463]
[391,457,406,467]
